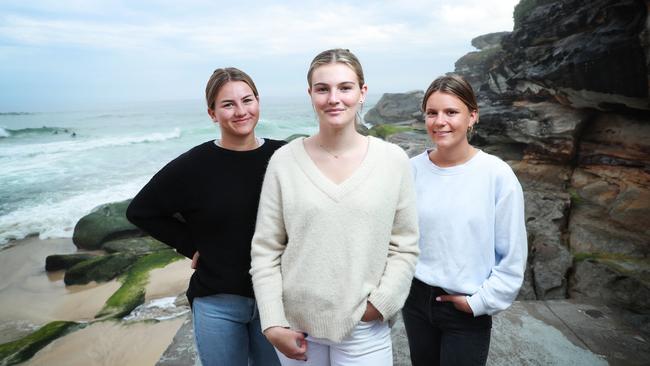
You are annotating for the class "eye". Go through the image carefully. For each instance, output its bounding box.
[447,110,459,116]
[340,85,352,92]
[315,87,328,93]
[243,98,254,104]
[426,111,437,117]
[221,102,233,108]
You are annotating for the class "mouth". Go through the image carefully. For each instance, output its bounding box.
[232,117,250,124]
[324,108,346,115]
[432,130,451,136]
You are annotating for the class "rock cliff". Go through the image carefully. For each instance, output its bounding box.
[366,0,649,330]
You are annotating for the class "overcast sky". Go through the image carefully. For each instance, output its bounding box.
[0,0,519,111]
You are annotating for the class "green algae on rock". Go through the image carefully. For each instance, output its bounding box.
[96,249,184,319]
[64,252,139,285]
[0,321,81,366]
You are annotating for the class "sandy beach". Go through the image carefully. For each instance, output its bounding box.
[0,236,193,364]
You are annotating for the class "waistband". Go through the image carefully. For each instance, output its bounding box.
[412,277,449,297]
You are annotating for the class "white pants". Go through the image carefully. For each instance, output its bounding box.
[276,320,393,366]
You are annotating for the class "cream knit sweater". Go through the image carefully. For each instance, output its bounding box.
[250,136,419,342]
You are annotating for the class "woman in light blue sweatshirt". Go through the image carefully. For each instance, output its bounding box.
[403,74,528,366]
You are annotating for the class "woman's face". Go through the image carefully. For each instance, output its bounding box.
[424,91,477,150]
[309,63,367,130]
[208,81,259,141]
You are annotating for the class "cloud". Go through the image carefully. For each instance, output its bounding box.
[0,0,517,57]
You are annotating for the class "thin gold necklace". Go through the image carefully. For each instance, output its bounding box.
[318,143,341,159]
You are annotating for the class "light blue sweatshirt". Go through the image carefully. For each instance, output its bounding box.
[411,149,527,316]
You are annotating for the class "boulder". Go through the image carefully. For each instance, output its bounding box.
[363,91,424,125]
[103,237,169,255]
[45,253,96,271]
[72,199,141,250]
[64,252,138,285]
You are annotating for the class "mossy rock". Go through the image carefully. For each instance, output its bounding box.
[284,133,309,142]
[64,252,138,285]
[72,199,141,250]
[369,124,413,140]
[103,237,168,255]
[96,249,184,319]
[0,321,80,366]
[45,253,96,271]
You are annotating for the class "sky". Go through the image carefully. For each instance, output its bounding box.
[0,0,520,111]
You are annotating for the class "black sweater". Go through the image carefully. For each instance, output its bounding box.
[126,138,286,303]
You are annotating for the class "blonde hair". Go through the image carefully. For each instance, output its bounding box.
[307,48,365,88]
[205,67,259,109]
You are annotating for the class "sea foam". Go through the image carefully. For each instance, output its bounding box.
[0,128,182,159]
[0,178,148,246]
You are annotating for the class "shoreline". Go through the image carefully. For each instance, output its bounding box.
[0,236,193,363]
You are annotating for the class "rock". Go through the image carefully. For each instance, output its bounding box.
[578,113,650,168]
[72,199,141,250]
[471,32,510,50]
[0,321,81,366]
[478,101,591,163]
[569,166,650,257]
[385,130,431,158]
[45,253,96,271]
[570,259,650,314]
[505,0,649,111]
[284,133,308,142]
[363,91,424,125]
[103,237,169,255]
[64,252,138,285]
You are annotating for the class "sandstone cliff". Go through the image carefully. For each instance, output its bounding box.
[366,0,649,331]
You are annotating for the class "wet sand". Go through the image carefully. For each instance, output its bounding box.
[25,318,186,366]
[0,236,193,364]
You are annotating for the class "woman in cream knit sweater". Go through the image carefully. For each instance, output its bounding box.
[250,49,420,365]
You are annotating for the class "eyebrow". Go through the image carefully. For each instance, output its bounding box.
[312,81,356,87]
[218,94,255,103]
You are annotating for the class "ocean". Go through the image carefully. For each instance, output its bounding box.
[0,96,379,247]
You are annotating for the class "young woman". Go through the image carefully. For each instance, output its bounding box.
[126,67,283,366]
[249,49,419,366]
[402,74,527,366]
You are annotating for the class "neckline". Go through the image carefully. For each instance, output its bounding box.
[291,136,379,202]
[423,149,483,175]
[208,138,269,155]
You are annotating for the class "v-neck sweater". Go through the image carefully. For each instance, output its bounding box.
[250,136,420,342]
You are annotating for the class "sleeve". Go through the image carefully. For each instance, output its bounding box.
[249,155,291,331]
[368,152,420,320]
[126,157,196,259]
[466,167,528,316]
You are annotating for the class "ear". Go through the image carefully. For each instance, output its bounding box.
[207,108,218,123]
[307,87,312,96]
[359,84,368,103]
[469,110,479,126]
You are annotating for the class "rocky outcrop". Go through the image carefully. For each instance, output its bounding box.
[364,0,650,321]
[72,199,141,250]
[45,253,95,271]
[363,91,424,125]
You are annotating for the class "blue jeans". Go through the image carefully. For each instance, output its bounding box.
[192,293,280,366]
[402,278,492,366]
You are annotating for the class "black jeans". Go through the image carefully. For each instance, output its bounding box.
[402,278,492,366]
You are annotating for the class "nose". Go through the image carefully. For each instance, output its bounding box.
[234,103,246,116]
[327,90,340,105]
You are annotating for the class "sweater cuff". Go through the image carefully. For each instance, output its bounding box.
[368,290,401,321]
[467,293,488,317]
[257,300,291,332]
